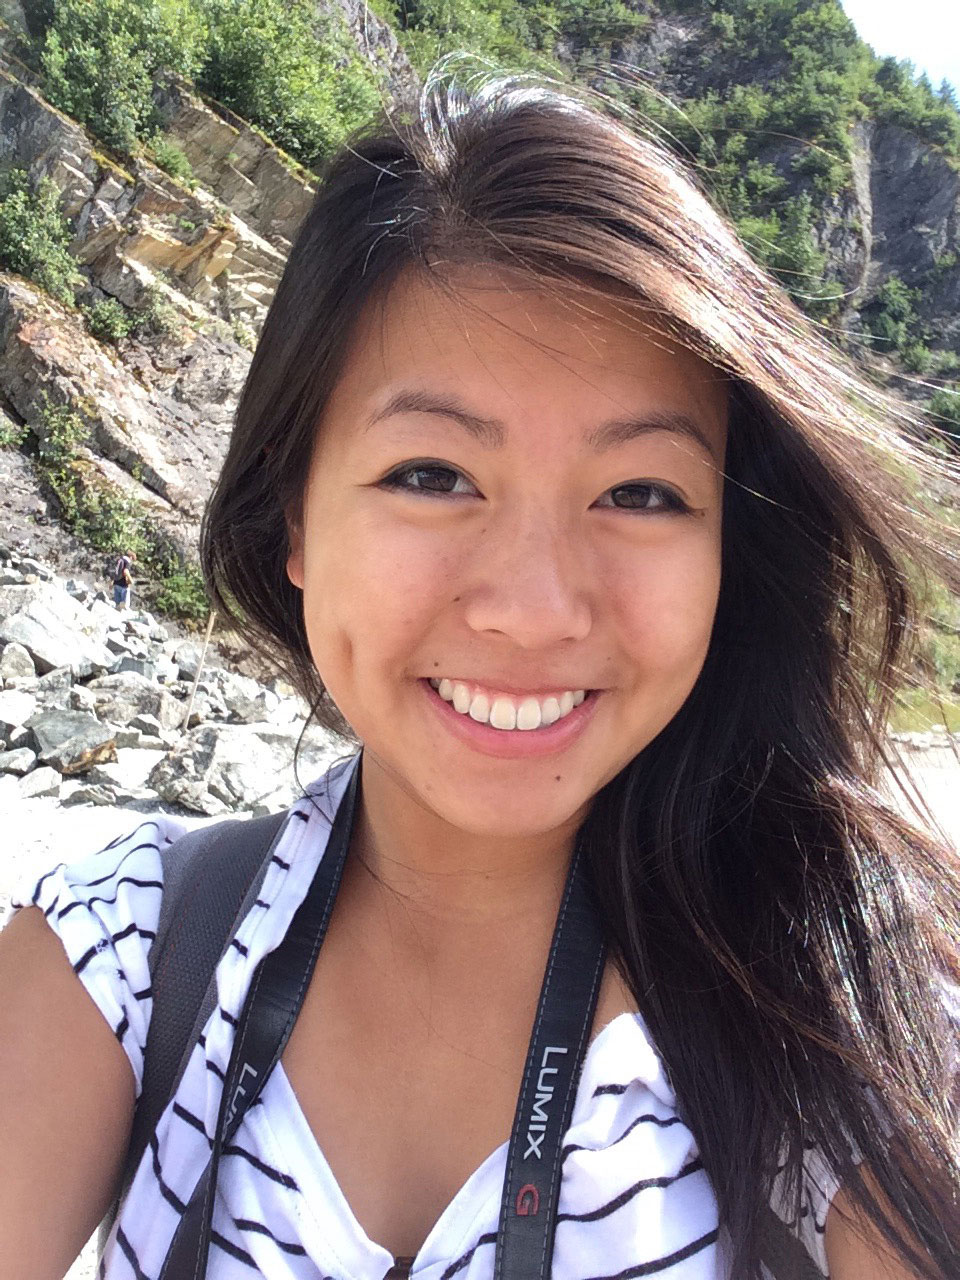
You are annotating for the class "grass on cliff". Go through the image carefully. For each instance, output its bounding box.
[30,395,209,625]
[0,170,82,306]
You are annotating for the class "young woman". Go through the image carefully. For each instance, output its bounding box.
[1,72,958,1280]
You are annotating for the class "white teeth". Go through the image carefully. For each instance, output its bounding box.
[516,697,542,731]
[427,678,589,732]
[452,682,471,714]
[489,696,517,730]
[540,697,561,726]
[468,693,490,723]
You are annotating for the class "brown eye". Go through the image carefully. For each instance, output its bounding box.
[604,483,688,512]
[381,463,478,496]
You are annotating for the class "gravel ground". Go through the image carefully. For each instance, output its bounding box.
[2,750,957,1278]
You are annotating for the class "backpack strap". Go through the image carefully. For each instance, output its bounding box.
[757,1203,825,1280]
[99,809,287,1247]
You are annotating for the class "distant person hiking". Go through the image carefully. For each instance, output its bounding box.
[112,551,135,611]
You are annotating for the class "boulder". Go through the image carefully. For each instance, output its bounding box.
[0,746,36,774]
[0,586,114,676]
[0,641,34,680]
[0,688,36,738]
[173,640,219,681]
[129,713,163,736]
[26,708,117,774]
[19,765,61,799]
[69,684,99,713]
[147,722,339,815]
[62,783,117,807]
[87,747,165,791]
[85,670,183,730]
[118,656,157,680]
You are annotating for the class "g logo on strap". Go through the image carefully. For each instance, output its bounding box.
[515,1184,540,1216]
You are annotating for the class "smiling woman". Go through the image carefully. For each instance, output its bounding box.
[2,66,960,1280]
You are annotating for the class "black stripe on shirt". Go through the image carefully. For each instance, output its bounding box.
[116,1225,151,1280]
[212,1230,257,1267]
[83,841,163,889]
[172,1101,212,1142]
[270,854,291,870]
[593,1082,631,1097]
[149,1133,187,1214]
[30,864,62,905]
[556,1157,704,1224]
[57,876,163,918]
[562,1112,683,1161]
[223,1143,300,1191]
[439,1231,498,1280]
[98,820,161,855]
[584,1227,720,1279]
[73,923,156,977]
[234,1217,308,1256]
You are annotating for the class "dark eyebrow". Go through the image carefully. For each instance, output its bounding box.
[366,389,718,460]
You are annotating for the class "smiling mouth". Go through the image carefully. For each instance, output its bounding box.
[427,677,590,732]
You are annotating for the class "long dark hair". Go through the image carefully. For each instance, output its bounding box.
[202,67,960,1276]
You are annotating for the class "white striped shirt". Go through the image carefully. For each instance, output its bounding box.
[13,756,835,1279]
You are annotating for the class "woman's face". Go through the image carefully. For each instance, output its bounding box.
[287,267,728,840]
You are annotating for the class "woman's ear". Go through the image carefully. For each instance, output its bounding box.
[284,502,305,590]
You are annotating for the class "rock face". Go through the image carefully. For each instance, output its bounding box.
[592,13,960,362]
[151,76,316,253]
[0,547,344,813]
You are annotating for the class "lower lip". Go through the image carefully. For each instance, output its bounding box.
[419,679,601,759]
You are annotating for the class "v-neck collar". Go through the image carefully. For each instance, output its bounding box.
[238,1012,652,1280]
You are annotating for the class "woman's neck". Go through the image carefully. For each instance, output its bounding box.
[346,750,580,932]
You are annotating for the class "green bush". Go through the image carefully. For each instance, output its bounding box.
[198,0,383,168]
[149,134,196,188]
[0,417,27,448]
[927,386,960,441]
[932,350,960,377]
[39,0,204,154]
[735,193,842,318]
[901,339,933,373]
[134,283,181,338]
[84,297,136,345]
[0,170,82,306]
[862,275,921,354]
[151,563,208,621]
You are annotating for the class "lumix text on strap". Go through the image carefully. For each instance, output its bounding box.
[156,749,608,1279]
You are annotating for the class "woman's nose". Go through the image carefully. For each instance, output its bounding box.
[460,515,593,648]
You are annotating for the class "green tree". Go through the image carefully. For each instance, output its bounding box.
[928,386,960,443]
[0,170,82,306]
[39,0,204,153]
[198,0,382,168]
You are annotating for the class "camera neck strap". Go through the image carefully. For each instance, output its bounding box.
[158,751,607,1279]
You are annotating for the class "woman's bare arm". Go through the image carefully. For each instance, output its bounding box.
[0,905,136,1280]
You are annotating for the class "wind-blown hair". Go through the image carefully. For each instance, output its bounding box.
[202,66,960,1276]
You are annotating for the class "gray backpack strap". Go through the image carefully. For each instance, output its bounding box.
[757,1203,824,1279]
[100,809,287,1247]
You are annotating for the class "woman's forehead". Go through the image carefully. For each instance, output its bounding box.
[327,266,729,448]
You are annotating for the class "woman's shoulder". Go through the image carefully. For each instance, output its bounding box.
[8,815,189,1095]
